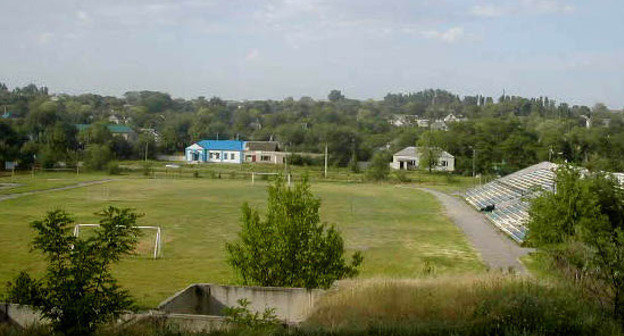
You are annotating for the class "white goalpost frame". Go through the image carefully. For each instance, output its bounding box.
[73,224,162,259]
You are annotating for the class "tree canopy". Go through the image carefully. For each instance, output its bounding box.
[226,178,362,289]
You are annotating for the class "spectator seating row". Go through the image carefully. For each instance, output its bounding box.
[464,162,558,242]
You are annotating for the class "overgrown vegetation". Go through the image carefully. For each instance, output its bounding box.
[226,178,363,289]
[527,165,624,322]
[222,298,280,328]
[365,151,391,181]
[6,207,142,336]
[305,274,621,335]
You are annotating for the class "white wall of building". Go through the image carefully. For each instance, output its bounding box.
[391,153,455,172]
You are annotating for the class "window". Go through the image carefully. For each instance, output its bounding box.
[230,153,236,160]
[261,155,271,162]
[224,153,229,160]
[215,152,220,159]
[440,160,447,167]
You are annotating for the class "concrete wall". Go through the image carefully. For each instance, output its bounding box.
[0,303,46,328]
[158,284,324,323]
[129,312,226,333]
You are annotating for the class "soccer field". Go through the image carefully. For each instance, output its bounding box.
[0,178,484,307]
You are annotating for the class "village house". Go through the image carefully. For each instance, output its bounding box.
[390,146,455,172]
[185,140,245,163]
[75,124,137,141]
[243,141,288,164]
[185,139,325,165]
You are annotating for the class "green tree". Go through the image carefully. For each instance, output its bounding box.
[366,151,391,181]
[327,89,345,102]
[226,178,362,289]
[527,165,624,321]
[7,207,142,336]
[418,130,442,172]
[0,121,23,164]
[84,144,114,171]
[348,149,359,173]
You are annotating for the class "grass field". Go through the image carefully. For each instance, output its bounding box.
[0,175,484,308]
[0,172,112,195]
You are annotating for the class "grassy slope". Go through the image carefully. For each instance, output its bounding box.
[0,177,483,307]
[304,274,620,335]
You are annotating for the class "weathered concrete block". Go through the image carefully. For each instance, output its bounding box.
[158,284,325,323]
[0,303,46,328]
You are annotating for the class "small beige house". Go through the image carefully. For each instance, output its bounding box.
[243,141,288,164]
[390,146,455,172]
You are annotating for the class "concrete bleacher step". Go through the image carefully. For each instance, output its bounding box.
[464,162,558,243]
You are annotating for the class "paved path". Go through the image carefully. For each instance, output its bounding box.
[0,179,116,202]
[404,186,533,273]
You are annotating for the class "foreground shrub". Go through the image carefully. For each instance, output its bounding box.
[223,298,280,328]
[527,165,624,320]
[6,207,142,336]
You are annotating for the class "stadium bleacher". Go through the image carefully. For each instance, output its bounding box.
[465,162,558,242]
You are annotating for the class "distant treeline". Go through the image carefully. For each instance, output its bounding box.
[1,84,623,174]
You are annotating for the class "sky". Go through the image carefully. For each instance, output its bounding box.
[1,0,623,108]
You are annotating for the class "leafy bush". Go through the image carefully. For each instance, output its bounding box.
[527,164,624,321]
[226,177,362,289]
[223,298,280,328]
[141,161,152,177]
[106,161,122,175]
[84,144,114,171]
[444,173,457,184]
[290,154,323,166]
[366,151,391,181]
[394,170,411,183]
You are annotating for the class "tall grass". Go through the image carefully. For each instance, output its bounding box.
[305,273,621,335]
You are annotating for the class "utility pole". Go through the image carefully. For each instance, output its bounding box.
[144,140,149,162]
[324,143,328,179]
[472,147,476,179]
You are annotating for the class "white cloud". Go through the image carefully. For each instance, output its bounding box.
[245,49,259,61]
[471,5,507,18]
[421,27,465,43]
[76,11,89,22]
[37,32,54,44]
[470,1,575,18]
[524,0,575,14]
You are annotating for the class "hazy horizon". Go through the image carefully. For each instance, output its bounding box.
[2,0,623,108]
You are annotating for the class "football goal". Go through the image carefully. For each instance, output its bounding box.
[73,224,162,259]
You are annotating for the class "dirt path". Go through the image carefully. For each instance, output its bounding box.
[0,179,116,202]
[404,186,533,273]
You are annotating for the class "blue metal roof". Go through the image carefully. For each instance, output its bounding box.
[194,140,245,151]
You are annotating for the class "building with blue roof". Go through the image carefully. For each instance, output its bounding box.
[185,140,245,164]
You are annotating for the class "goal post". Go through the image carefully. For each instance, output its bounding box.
[73,224,162,259]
